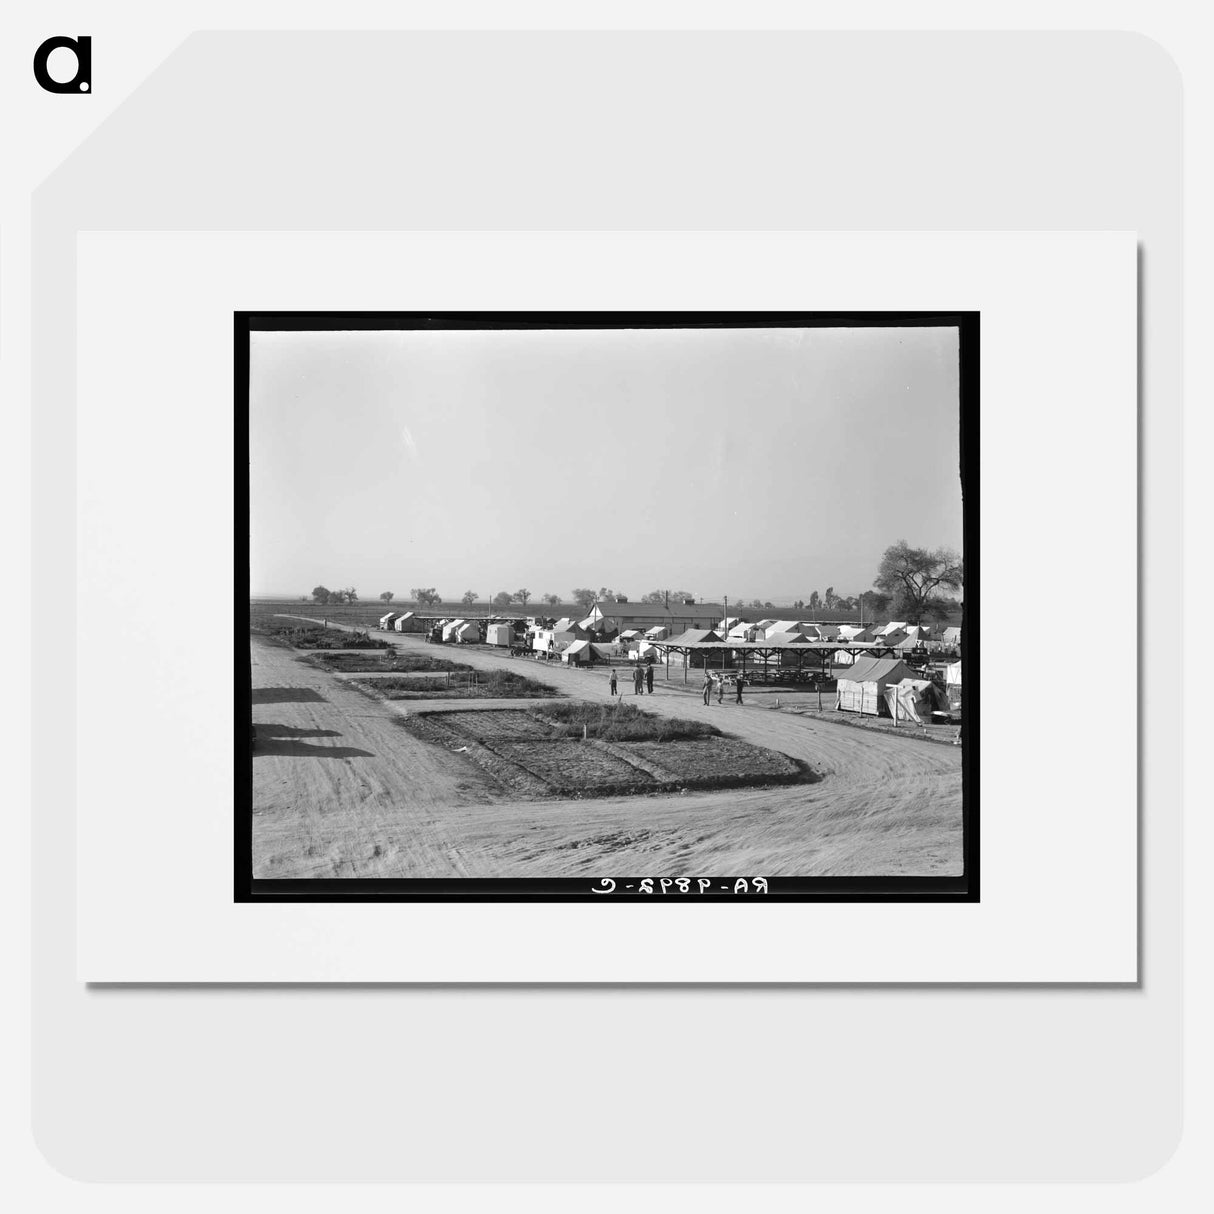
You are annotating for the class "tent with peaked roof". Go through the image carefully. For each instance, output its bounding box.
[644,625,669,641]
[875,621,908,637]
[883,678,949,724]
[393,611,420,632]
[562,639,593,664]
[836,624,875,643]
[454,621,481,644]
[379,611,400,630]
[835,656,915,715]
[942,626,962,647]
[727,621,761,643]
[764,620,809,638]
[665,629,724,646]
[718,617,743,632]
[442,619,467,643]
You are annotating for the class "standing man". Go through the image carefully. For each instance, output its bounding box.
[609,668,618,696]
[634,663,644,695]
[717,673,725,704]
[702,669,713,706]
[735,672,745,704]
[645,662,654,695]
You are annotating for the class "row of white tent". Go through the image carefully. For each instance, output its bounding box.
[716,618,960,647]
[835,657,962,721]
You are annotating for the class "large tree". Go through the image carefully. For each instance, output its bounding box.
[571,588,597,609]
[492,590,513,609]
[411,587,442,608]
[873,540,963,624]
[514,588,532,607]
[379,591,394,603]
[542,593,561,607]
[461,589,478,606]
[311,585,331,605]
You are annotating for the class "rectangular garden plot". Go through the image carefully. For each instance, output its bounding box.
[624,738,802,787]
[493,741,656,795]
[436,711,555,741]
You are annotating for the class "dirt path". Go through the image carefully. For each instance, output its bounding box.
[252,625,963,878]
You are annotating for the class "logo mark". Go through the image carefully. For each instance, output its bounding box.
[33,36,91,93]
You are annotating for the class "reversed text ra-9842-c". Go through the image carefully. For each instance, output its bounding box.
[591,878,769,895]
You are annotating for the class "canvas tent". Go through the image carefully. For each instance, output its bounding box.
[441,619,466,643]
[665,629,724,646]
[764,620,809,638]
[883,678,949,724]
[718,617,743,632]
[454,621,481,644]
[727,622,761,643]
[942,626,962,647]
[835,656,915,715]
[945,661,963,687]
[875,622,908,637]
[485,623,512,647]
[619,629,643,642]
[562,639,592,664]
[644,625,669,641]
[393,611,419,632]
[379,611,400,629]
[836,625,874,643]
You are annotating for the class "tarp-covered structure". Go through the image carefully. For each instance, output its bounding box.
[379,612,400,629]
[454,621,481,644]
[485,623,513,647]
[883,678,950,724]
[835,656,915,715]
[393,611,420,632]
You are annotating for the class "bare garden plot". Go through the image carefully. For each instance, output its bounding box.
[308,650,470,674]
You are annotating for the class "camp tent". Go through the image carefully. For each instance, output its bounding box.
[634,642,661,662]
[945,661,963,687]
[830,649,857,666]
[665,629,724,646]
[580,605,607,627]
[836,625,874,643]
[441,619,466,643]
[718,617,743,632]
[619,629,643,641]
[644,625,669,641]
[393,611,418,632]
[942,626,962,647]
[835,656,915,715]
[875,622,908,637]
[765,620,809,638]
[454,621,481,644]
[590,642,621,661]
[883,678,949,724]
[484,623,512,647]
[727,621,760,643]
[379,612,400,630]
[562,639,592,664]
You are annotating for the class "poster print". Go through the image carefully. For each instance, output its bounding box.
[238,312,976,902]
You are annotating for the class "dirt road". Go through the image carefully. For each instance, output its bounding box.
[251,628,963,878]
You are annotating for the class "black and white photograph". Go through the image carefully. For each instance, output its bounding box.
[240,313,976,899]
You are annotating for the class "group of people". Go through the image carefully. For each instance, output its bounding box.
[703,669,745,705]
[608,663,654,695]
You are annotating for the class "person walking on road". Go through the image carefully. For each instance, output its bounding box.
[702,669,713,705]
[734,672,745,704]
[645,662,654,694]
[609,668,618,695]
[717,673,725,704]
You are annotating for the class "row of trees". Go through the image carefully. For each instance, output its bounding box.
[308,543,960,622]
[310,585,358,605]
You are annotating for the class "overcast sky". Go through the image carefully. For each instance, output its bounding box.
[249,324,963,602]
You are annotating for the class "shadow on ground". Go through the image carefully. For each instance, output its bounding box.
[253,738,374,759]
[251,687,327,705]
[254,724,341,739]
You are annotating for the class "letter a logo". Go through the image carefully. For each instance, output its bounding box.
[34,36,92,93]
